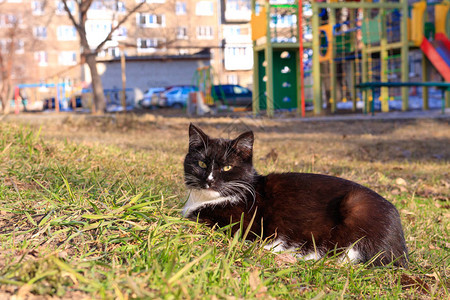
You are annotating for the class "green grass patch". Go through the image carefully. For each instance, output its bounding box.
[0,120,449,299]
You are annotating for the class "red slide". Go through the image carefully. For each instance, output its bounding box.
[420,35,450,82]
[436,33,450,50]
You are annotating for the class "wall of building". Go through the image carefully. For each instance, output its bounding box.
[97,57,211,94]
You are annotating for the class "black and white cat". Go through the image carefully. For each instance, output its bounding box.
[183,124,408,267]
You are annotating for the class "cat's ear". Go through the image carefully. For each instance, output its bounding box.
[189,123,208,149]
[232,131,254,157]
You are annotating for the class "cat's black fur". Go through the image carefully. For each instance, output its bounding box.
[183,124,408,267]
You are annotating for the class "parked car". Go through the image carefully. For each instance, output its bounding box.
[158,86,197,108]
[138,87,165,108]
[212,84,252,107]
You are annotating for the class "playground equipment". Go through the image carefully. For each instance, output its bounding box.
[192,66,214,106]
[12,81,69,114]
[251,0,312,117]
[251,0,450,117]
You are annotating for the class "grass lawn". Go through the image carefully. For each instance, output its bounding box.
[0,114,449,299]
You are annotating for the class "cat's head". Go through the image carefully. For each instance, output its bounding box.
[184,124,256,196]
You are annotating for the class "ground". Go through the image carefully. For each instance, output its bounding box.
[0,111,449,299]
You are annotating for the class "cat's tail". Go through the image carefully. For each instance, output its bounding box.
[340,190,409,268]
[358,206,409,268]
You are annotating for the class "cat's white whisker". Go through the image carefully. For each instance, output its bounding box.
[220,181,256,206]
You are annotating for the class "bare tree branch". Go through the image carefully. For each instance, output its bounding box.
[95,2,146,53]
[61,0,84,34]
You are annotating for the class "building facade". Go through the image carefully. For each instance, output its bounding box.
[0,0,254,104]
[0,0,80,87]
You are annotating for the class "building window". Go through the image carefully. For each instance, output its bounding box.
[196,1,214,16]
[223,26,240,37]
[226,0,251,11]
[87,22,111,36]
[0,40,7,52]
[31,0,45,15]
[116,1,126,13]
[90,0,124,11]
[196,26,213,39]
[224,45,253,70]
[34,51,48,66]
[91,0,105,10]
[224,0,251,22]
[15,39,24,54]
[227,74,238,85]
[0,39,24,53]
[57,26,77,41]
[175,2,187,15]
[0,14,21,28]
[33,26,47,39]
[112,26,127,39]
[55,0,75,15]
[137,38,159,52]
[270,14,297,28]
[58,51,77,65]
[98,47,120,58]
[136,13,165,27]
[136,0,165,3]
[176,27,187,39]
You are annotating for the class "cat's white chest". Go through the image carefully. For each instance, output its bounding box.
[182,189,236,217]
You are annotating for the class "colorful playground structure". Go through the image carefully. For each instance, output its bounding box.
[251,0,450,117]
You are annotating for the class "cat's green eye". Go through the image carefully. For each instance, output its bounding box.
[198,161,207,168]
[223,165,232,171]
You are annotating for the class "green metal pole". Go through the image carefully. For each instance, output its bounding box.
[401,0,409,111]
[350,60,357,111]
[422,54,429,110]
[362,0,368,114]
[350,9,357,112]
[265,1,274,117]
[380,0,389,112]
[446,89,450,113]
[363,88,368,114]
[252,43,260,116]
[312,0,322,114]
[251,0,259,116]
[296,45,302,116]
[371,87,376,116]
[330,8,337,113]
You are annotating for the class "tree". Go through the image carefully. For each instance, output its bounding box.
[0,8,35,114]
[61,0,145,114]
[0,23,18,115]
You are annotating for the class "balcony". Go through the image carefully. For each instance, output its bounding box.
[224,9,251,22]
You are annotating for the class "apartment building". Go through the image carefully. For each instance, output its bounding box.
[0,0,80,88]
[0,0,254,100]
[220,0,253,87]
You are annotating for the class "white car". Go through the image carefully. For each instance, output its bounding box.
[158,86,197,108]
[138,87,165,108]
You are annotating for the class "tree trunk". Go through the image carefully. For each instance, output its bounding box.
[0,82,11,115]
[85,53,106,114]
